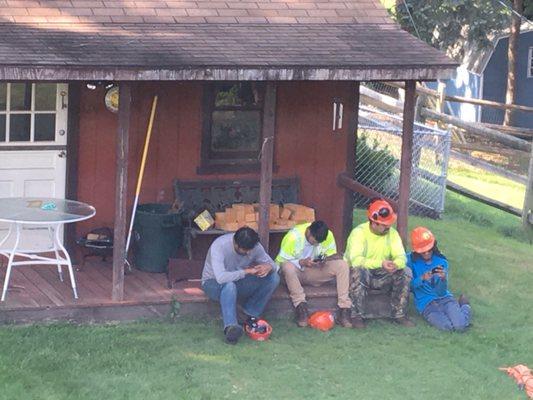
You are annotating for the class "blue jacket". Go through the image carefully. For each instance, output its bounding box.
[407,252,452,313]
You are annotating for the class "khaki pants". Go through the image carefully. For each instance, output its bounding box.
[281,260,352,309]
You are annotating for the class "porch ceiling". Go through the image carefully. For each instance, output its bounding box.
[0,22,457,81]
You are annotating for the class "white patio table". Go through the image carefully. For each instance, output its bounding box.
[0,198,95,301]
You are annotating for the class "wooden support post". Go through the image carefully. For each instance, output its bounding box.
[65,83,81,260]
[258,82,277,250]
[342,82,360,245]
[112,82,132,301]
[523,144,533,236]
[397,80,417,244]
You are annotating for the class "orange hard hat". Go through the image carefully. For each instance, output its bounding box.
[244,319,272,341]
[411,226,436,253]
[308,311,335,332]
[367,199,397,226]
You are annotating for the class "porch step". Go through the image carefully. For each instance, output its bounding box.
[0,279,396,324]
[172,280,340,318]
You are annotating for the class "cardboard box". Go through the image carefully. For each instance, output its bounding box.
[232,204,246,222]
[280,207,292,220]
[194,210,214,231]
[225,207,238,223]
[242,204,255,214]
[222,222,239,232]
[245,213,256,222]
[269,204,280,219]
[244,221,258,231]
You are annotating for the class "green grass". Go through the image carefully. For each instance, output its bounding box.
[447,160,526,210]
[0,193,532,399]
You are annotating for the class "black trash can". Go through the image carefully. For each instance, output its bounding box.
[133,203,183,273]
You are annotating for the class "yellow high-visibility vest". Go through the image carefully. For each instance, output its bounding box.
[275,223,337,264]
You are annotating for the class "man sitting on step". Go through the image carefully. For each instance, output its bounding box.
[201,227,280,345]
[345,198,414,329]
[276,221,352,328]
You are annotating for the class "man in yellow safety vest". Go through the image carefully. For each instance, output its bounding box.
[276,221,352,328]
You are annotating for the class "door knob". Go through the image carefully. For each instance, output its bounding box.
[58,150,67,158]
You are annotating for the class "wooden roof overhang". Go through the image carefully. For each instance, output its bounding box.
[0,23,458,81]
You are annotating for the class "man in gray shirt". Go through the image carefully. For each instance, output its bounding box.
[202,227,280,344]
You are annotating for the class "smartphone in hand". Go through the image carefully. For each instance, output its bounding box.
[431,266,443,274]
[313,254,326,263]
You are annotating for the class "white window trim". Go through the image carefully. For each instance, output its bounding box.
[528,47,533,78]
[0,83,68,146]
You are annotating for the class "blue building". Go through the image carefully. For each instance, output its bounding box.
[441,25,533,128]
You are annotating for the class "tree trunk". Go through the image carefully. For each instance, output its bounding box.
[503,0,523,126]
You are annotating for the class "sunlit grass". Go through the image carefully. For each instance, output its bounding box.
[447,160,526,210]
[0,190,531,399]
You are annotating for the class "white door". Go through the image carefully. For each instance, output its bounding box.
[0,83,69,249]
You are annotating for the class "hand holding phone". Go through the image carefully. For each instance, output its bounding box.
[431,266,443,274]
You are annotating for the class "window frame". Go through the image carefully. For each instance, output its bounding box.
[199,82,266,174]
[0,83,68,147]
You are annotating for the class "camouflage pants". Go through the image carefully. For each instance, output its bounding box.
[349,267,412,319]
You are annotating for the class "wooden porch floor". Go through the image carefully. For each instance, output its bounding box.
[0,259,338,324]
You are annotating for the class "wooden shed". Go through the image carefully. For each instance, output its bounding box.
[0,0,457,316]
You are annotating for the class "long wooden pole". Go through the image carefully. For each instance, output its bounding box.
[387,81,533,113]
[342,82,360,246]
[523,144,533,235]
[125,96,158,255]
[397,80,416,244]
[112,82,132,301]
[258,83,277,250]
[504,0,523,126]
[421,108,531,153]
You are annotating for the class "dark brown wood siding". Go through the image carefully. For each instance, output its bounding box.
[75,81,354,249]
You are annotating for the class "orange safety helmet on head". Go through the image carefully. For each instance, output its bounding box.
[411,226,436,253]
[245,319,272,341]
[308,311,335,332]
[367,199,397,226]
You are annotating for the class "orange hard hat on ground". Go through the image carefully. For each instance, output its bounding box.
[308,311,335,331]
[367,199,397,226]
[411,226,436,253]
[245,319,272,341]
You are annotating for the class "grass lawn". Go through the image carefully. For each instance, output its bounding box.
[447,159,526,210]
[0,193,532,400]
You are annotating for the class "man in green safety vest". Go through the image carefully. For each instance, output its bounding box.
[276,221,352,328]
[345,198,414,329]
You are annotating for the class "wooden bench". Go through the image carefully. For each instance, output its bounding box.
[173,177,299,259]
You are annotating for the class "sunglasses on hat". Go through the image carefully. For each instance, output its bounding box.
[372,207,390,221]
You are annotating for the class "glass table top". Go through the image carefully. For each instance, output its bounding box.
[0,198,96,224]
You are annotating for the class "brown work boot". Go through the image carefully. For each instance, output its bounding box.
[392,316,416,327]
[335,308,353,328]
[294,302,309,327]
[351,315,367,329]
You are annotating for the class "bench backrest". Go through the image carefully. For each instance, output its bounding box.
[174,177,299,221]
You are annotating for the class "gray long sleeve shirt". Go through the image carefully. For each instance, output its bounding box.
[201,233,278,284]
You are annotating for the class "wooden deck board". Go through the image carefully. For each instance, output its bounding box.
[0,259,339,324]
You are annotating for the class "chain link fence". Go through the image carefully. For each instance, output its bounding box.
[355,101,452,218]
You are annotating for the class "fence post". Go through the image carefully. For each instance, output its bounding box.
[397,81,417,244]
[523,144,533,237]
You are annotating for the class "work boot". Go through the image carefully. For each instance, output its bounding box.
[335,308,353,328]
[458,294,470,306]
[392,316,416,327]
[351,315,367,329]
[294,302,309,327]
[224,325,243,345]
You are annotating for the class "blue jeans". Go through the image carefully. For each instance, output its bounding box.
[422,296,471,332]
[202,272,280,329]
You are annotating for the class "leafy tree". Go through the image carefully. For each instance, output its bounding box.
[391,0,511,60]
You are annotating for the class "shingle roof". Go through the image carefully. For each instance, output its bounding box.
[0,0,394,25]
[0,0,457,81]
